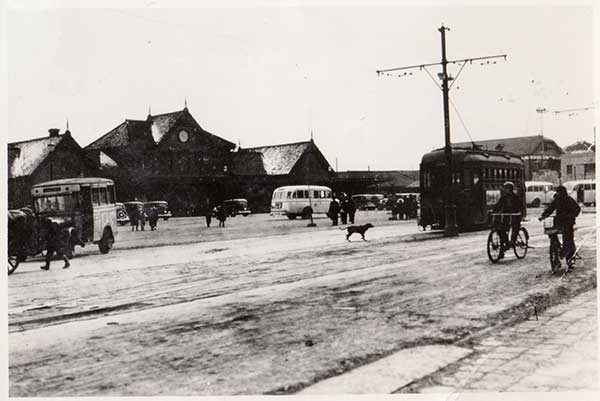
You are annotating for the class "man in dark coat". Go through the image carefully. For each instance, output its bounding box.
[345,196,356,224]
[216,205,227,227]
[328,197,340,226]
[40,218,70,270]
[339,193,348,225]
[148,207,159,231]
[202,198,212,228]
[540,185,581,263]
[492,181,524,258]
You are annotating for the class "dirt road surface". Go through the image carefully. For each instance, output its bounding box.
[8,210,597,396]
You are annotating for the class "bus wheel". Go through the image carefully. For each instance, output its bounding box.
[287,214,297,220]
[301,207,313,219]
[487,230,502,263]
[531,198,541,208]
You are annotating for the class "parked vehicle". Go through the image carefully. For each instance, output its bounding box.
[220,199,251,217]
[271,185,333,219]
[143,201,172,220]
[563,180,596,206]
[525,181,555,207]
[31,177,118,255]
[116,202,130,225]
[351,194,384,210]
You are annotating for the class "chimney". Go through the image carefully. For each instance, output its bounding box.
[48,128,60,137]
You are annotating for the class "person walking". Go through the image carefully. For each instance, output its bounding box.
[139,206,147,231]
[40,218,70,270]
[539,185,581,267]
[202,198,212,228]
[216,204,227,227]
[328,197,340,226]
[340,193,348,225]
[148,206,159,231]
[346,195,356,224]
[129,206,139,231]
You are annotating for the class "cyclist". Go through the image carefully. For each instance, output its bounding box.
[492,181,523,259]
[539,185,581,268]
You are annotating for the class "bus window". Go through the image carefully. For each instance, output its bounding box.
[92,187,100,206]
[107,186,115,204]
[99,187,108,205]
[287,191,292,199]
[313,190,320,198]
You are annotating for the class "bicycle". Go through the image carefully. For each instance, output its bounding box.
[487,213,529,263]
[541,216,580,275]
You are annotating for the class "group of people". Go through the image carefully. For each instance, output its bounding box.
[493,180,580,266]
[130,206,160,231]
[200,198,227,228]
[327,193,356,226]
[387,194,418,221]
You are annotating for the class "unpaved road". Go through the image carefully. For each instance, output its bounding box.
[8,210,597,396]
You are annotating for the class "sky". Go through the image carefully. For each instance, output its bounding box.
[3,0,597,171]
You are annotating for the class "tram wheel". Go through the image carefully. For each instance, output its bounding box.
[513,227,529,259]
[487,230,502,263]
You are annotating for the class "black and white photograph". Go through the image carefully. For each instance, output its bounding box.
[2,0,598,398]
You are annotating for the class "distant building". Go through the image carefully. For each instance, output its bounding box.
[561,141,595,182]
[453,135,563,182]
[230,140,335,212]
[86,107,235,215]
[335,170,419,195]
[8,128,97,208]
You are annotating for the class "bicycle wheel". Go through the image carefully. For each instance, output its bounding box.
[487,230,502,263]
[549,236,561,273]
[513,227,529,259]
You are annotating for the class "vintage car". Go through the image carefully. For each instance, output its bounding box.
[115,202,130,225]
[216,198,252,217]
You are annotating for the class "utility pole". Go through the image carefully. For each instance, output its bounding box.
[377,25,506,237]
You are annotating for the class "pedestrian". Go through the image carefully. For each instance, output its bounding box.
[139,206,147,231]
[395,197,405,220]
[388,194,398,220]
[216,204,227,227]
[40,217,70,270]
[340,193,348,225]
[129,206,139,231]
[328,197,340,226]
[539,185,581,267]
[202,197,212,228]
[577,185,584,204]
[148,206,159,231]
[345,195,356,224]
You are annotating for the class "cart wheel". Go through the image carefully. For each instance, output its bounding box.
[513,227,528,259]
[8,255,20,275]
[487,230,502,263]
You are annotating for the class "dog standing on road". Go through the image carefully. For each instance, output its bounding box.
[341,223,374,241]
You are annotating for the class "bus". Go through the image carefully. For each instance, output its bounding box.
[271,185,332,219]
[31,177,118,255]
[563,180,596,206]
[418,146,526,231]
[525,181,555,207]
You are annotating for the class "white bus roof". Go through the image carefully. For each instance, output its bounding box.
[273,185,332,191]
[525,181,554,186]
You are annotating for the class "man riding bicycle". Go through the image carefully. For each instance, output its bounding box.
[492,181,524,259]
[539,185,580,268]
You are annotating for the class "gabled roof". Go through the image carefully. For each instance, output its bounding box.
[236,141,314,175]
[86,108,235,150]
[453,135,563,156]
[8,133,70,178]
[337,170,419,187]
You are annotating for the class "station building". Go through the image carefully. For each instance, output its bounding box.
[8,128,98,209]
[560,140,595,182]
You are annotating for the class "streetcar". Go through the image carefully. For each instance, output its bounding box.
[418,146,526,231]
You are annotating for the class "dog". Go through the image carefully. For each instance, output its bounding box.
[340,223,374,241]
